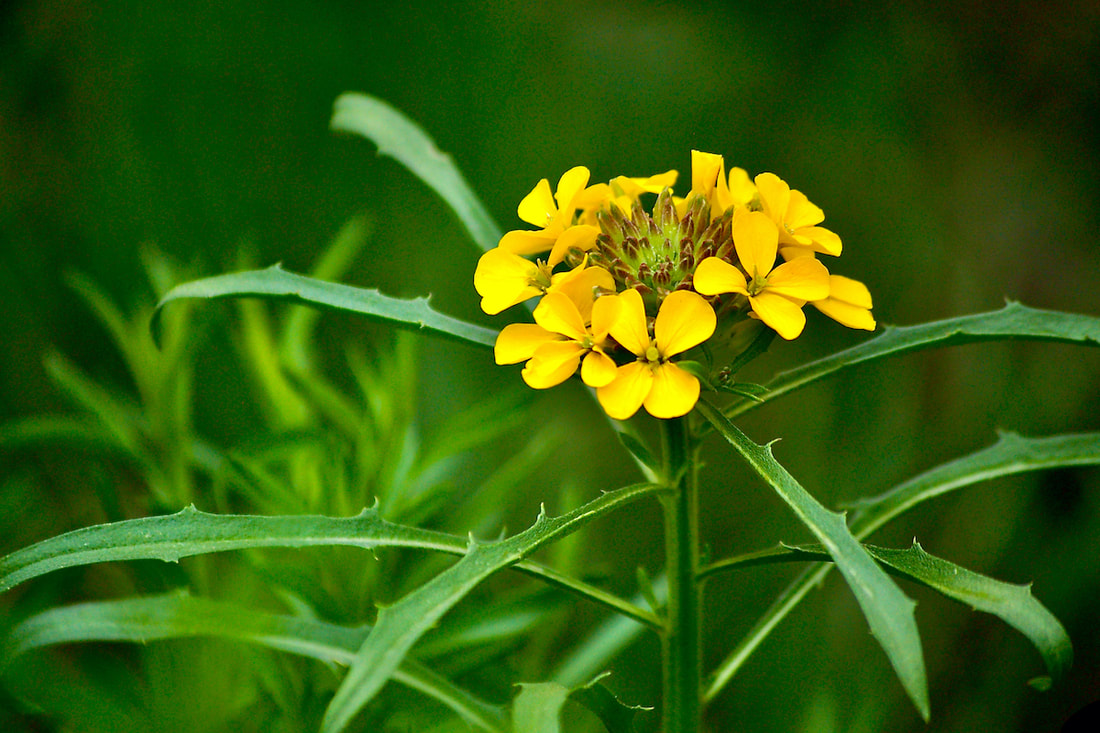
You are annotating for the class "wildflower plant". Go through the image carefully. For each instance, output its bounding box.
[2,93,1100,732]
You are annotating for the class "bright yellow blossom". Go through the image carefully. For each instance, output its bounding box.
[755,172,842,257]
[596,289,716,420]
[495,290,621,389]
[693,209,830,340]
[498,166,605,264]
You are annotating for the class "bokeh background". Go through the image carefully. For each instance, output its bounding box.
[2,1,1099,731]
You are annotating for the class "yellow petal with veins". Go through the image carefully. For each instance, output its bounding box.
[644,363,701,419]
[522,341,584,388]
[608,289,651,356]
[495,323,558,364]
[653,290,716,357]
[749,291,808,340]
[534,291,587,341]
[581,349,619,388]
[732,209,779,281]
[693,257,748,296]
[754,172,791,224]
[597,361,654,420]
[517,178,556,228]
[764,257,831,301]
[474,248,541,315]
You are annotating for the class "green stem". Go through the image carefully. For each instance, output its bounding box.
[660,416,701,732]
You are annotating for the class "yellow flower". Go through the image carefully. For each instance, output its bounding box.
[596,289,716,420]
[494,289,621,389]
[693,209,830,340]
[813,274,876,331]
[498,166,604,265]
[755,172,842,256]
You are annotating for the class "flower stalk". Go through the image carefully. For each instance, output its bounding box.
[660,415,702,732]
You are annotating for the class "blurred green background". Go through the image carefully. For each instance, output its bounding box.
[2,1,1099,731]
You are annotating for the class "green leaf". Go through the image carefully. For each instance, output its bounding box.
[727,302,1100,419]
[704,430,1100,702]
[320,482,662,733]
[152,264,497,349]
[0,503,659,631]
[864,542,1072,686]
[3,591,507,733]
[695,399,930,720]
[330,92,503,252]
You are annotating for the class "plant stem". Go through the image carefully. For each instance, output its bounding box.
[660,416,701,732]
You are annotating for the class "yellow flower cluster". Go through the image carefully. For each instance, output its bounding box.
[474,152,875,420]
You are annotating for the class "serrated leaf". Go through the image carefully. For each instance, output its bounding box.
[3,591,507,732]
[0,505,453,593]
[152,265,497,350]
[727,302,1100,420]
[773,540,1072,687]
[705,430,1100,702]
[330,92,502,252]
[867,542,1072,684]
[320,482,661,733]
[0,503,658,632]
[695,400,929,720]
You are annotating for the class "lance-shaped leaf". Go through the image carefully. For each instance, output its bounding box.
[3,591,507,733]
[704,430,1100,702]
[331,92,502,253]
[0,503,660,630]
[320,482,662,733]
[727,302,1100,420]
[151,264,497,350]
[865,542,1071,687]
[695,400,929,720]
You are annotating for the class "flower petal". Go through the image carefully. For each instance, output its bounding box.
[597,361,653,420]
[754,172,790,225]
[517,178,556,228]
[691,151,725,198]
[548,224,599,266]
[498,228,557,256]
[796,226,842,256]
[495,323,558,364]
[589,293,622,342]
[555,166,592,212]
[813,297,877,331]
[654,290,716,357]
[693,256,748,296]
[549,264,614,322]
[827,274,874,309]
[732,209,779,280]
[608,288,651,357]
[765,257,831,301]
[580,349,619,387]
[522,341,584,388]
[749,291,808,340]
[644,363,701,419]
[474,248,541,315]
[785,189,825,230]
[533,291,587,340]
